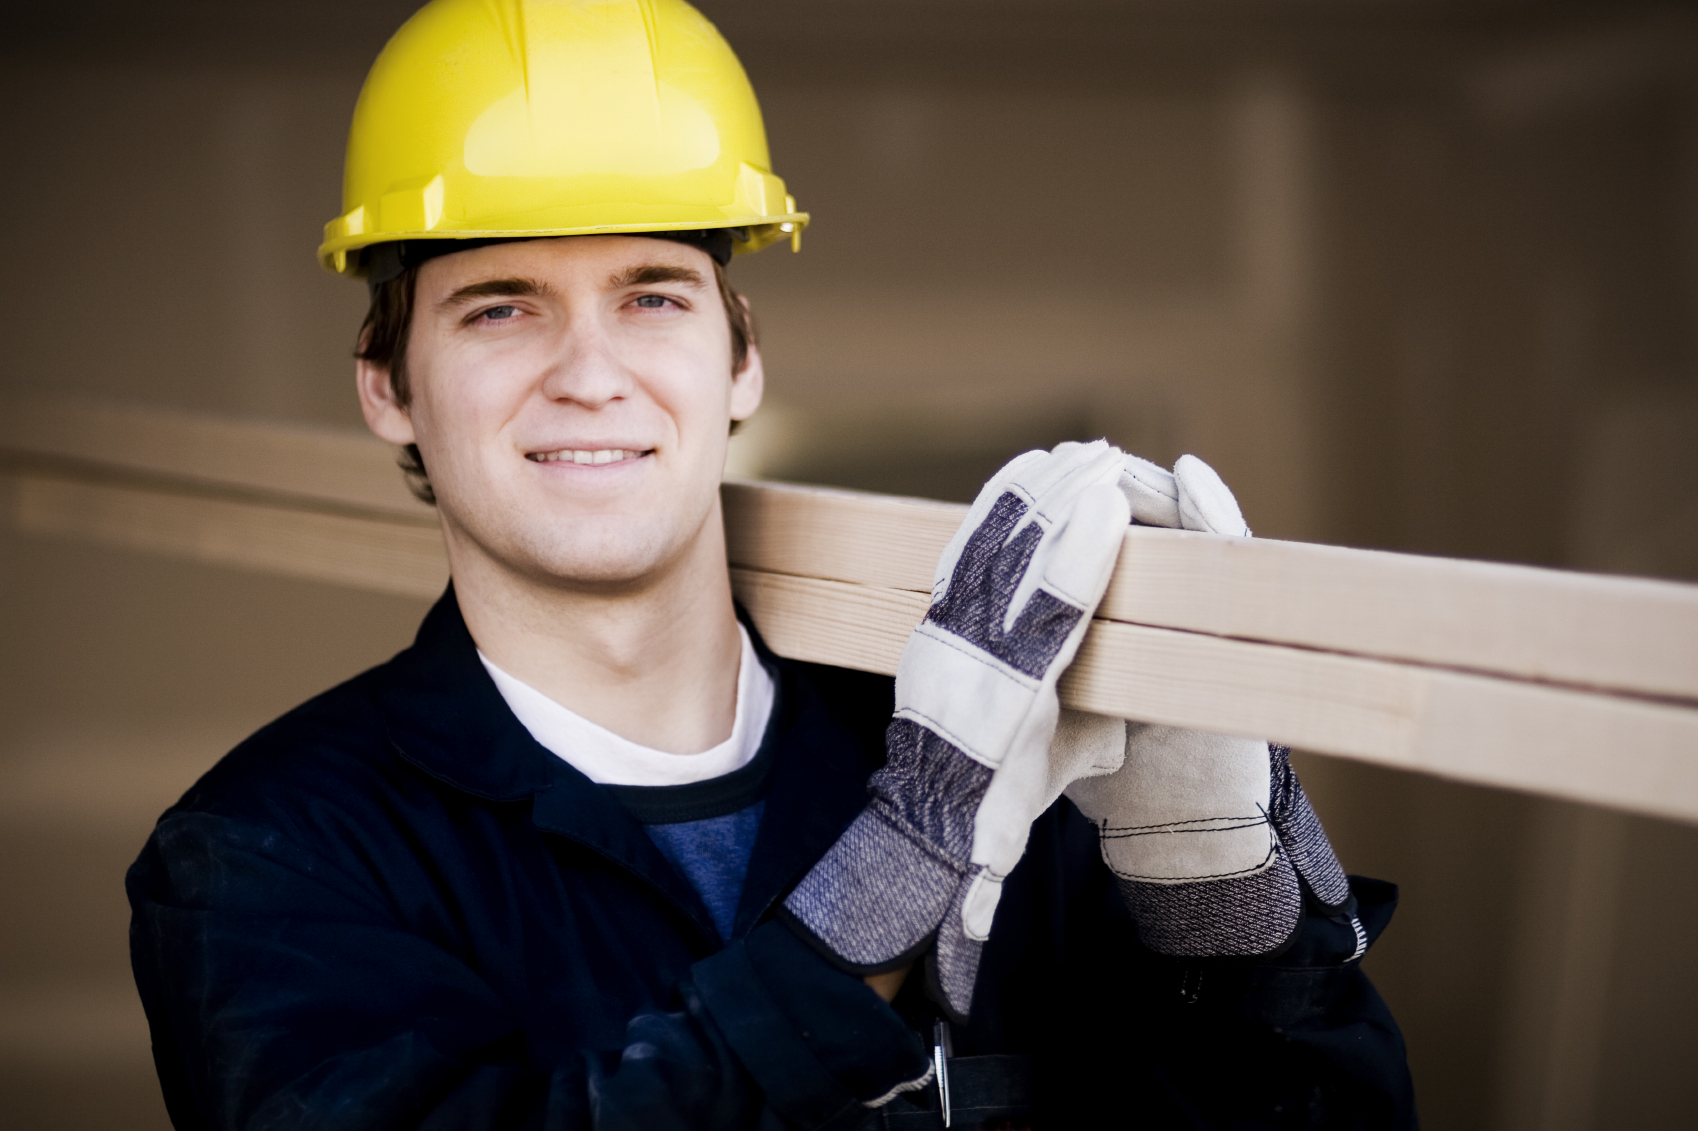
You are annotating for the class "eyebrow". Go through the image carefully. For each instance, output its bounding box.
[437,277,552,311]
[609,264,707,289]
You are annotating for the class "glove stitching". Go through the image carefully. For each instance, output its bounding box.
[892,708,1008,772]
[1101,839,1280,883]
[911,624,1045,691]
[1036,577,1092,609]
[1098,816,1272,837]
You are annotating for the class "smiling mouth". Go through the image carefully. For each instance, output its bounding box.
[526,448,651,465]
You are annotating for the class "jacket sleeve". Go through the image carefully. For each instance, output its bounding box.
[127,811,929,1131]
[1059,871,1417,1130]
[989,798,1414,1130]
[1231,876,1416,1130]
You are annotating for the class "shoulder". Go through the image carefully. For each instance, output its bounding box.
[164,661,416,833]
[126,659,448,916]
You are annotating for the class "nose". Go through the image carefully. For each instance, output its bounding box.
[536,309,634,410]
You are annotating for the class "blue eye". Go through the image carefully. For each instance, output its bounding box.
[634,294,670,309]
[481,305,517,321]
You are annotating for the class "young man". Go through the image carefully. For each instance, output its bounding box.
[128,2,1414,1127]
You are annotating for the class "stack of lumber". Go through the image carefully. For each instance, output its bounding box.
[3,392,1696,824]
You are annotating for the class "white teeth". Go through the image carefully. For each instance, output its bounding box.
[534,448,639,464]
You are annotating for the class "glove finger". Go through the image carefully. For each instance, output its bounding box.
[907,473,1123,774]
[1119,453,1180,528]
[1000,476,1128,638]
[934,443,1112,599]
[969,482,1127,873]
[1032,480,1130,614]
[960,868,1003,941]
[979,448,1051,498]
[1019,441,1125,528]
[931,448,1050,593]
[988,447,1126,636]
[1174,454,1250,537]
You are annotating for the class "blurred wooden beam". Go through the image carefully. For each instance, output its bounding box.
[10,473,445,599]
[4,392,1698,822]
[0,391,429,518]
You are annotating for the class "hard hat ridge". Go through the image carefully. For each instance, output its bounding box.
[319,0,806,277]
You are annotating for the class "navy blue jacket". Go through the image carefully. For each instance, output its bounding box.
[128,589,1415,1129]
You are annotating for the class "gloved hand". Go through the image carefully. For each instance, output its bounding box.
[785,442,1131,1019]
[1061,452,1355,957]
[1119,450,1253,537]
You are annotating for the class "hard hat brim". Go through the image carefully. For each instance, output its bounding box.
[320,215,807,277]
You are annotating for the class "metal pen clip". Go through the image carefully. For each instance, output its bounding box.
[932,1019,953,1127]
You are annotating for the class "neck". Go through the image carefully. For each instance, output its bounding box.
[447,498,743,755]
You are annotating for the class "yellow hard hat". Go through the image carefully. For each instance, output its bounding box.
[318,0,806,276]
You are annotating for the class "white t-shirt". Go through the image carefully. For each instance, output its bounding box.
[477,624,776,787]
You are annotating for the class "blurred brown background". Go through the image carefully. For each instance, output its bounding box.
[2,1,1697,1127]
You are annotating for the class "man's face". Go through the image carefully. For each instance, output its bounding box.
[358,235,763,591]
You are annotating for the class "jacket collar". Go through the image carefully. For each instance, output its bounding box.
[376,587,553,801]
[373,586,876,946]
[731,644,880,937]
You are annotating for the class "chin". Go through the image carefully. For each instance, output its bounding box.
[515,517,686,589]
[438,469,718,590]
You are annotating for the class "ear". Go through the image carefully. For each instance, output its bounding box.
[728,301,764,424]
[356,354,417,447]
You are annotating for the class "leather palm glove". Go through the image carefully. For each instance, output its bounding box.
[1061,453,1356,957]
[785,442,1131,1019]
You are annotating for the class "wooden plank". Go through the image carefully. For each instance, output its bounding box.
[8,473,447,600]
[1066,622,1698,822]
[1099,529,1698,705]
[734,567,1698,825]
[726,479,1698,702]
[0,391,430,518]
[730,568,928,676]
[722,480,963,593]
[1062,619,1423,763]
[11,464,1698,823]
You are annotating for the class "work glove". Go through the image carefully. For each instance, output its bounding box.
[1062,453,1356,957]
[784,442,1131,1019]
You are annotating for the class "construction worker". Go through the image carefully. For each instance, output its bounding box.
[127,2,1414,1127]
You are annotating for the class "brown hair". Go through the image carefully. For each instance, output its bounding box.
[355,253,757,505]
